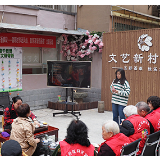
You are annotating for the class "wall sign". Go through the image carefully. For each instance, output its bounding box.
[137,34,152,52]
[0,47,22,92]
[0,33,56,48]
[102,29,160,111]
[108,34,159,72]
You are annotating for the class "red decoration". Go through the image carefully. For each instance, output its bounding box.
[0,33,56,48]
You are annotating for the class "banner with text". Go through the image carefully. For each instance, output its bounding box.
[0,33,56,48]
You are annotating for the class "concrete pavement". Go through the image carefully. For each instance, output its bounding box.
[0,108,113,145]
[32,108,113,145]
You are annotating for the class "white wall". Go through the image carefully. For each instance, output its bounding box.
[91,52,102,89]
[37,10,75,30]
[22,74,47,91]
[0,5,75,29]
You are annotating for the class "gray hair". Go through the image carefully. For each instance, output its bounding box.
[136,101,150,112]
[123,105,137,117]
[102,120,120,135]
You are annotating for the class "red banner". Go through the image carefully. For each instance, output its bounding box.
[0,33,56,48]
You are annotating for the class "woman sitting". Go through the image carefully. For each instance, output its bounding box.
[52,119,96,156]
[9,103,40,156]
[147,96,160,112]
[4,96,40,133]
[97,120,131,156]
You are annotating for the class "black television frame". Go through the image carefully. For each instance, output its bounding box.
[47,60,92,89]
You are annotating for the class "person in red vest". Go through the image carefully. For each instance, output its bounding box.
[52,119,96,156]
[119,104,150,155]
[97,120,131,156]
[137,101,160,133]
[147,96,160,113]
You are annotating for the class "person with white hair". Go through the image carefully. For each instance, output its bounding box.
[97,120,131,156]
[123,105,137,118]
[119,104,150,155]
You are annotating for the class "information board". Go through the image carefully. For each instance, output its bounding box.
[0,47,22,92]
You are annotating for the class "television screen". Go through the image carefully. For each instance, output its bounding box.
[47,61,91,89]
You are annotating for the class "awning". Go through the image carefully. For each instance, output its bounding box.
[111,5,160,25]
[0,22,85,37]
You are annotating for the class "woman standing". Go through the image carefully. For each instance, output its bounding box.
[110,68,130,124]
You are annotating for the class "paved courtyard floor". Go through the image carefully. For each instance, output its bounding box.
[32,108,113,145]
[0,108,113,149]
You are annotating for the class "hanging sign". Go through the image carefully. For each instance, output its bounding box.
[0,47,22,92]
[0,33,56,48]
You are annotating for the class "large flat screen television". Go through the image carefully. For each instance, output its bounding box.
[47,61,91,89]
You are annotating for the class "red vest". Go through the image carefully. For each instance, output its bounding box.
[155,107,160,114]
[126,114,150,155]
[99,133,131,156]
[145,110,160,132]
[126,114,150,141]
[60,140,95,156]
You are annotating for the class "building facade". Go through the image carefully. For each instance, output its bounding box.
[2,5,159,110]
[0,5,101,110]
[77,5,160,110]
[77,5,160,32]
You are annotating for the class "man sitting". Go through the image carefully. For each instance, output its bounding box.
[137,101,160,133]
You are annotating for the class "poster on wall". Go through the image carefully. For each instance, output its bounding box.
[0,47,22,92]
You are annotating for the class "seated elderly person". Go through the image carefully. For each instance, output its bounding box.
[97,120,131,156]
[137,101,160,133]
[119,105,150,155]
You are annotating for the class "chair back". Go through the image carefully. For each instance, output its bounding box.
[0,92,11,108]
[141,130,160,156]
[121,138,141,156]
[0,92,11,115]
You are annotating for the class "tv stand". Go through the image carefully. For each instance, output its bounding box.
[53,88,81,119]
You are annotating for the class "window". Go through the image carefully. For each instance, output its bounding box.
[112,16,160,32]
[114,23,146,31]
[35,5,77,13]
[22,47,57,74]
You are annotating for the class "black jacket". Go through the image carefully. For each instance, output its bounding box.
[97,143,115,156]
[119,120,135,136]
[120,116,154,135]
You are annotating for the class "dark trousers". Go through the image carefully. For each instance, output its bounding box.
[32,142,41,156]
[112,103,125,125]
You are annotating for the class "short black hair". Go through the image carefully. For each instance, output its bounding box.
[147,96,160,110]
[65,119,91,147]
[12,96,22,104]
[17,103,30,117]
[1,140,22,156]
